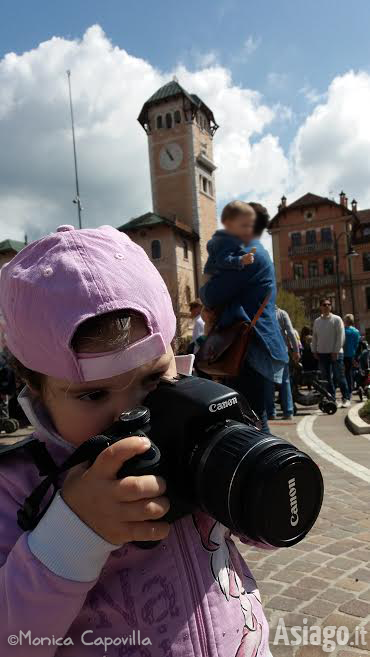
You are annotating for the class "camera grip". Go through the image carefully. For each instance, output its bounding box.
[116,442,164,549]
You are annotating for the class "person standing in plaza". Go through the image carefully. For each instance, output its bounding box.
[312,298,350,408]
[343,314,361,394]
[188,298,205,354]
[265,306,300,420]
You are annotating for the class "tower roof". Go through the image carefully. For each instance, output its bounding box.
[118,212,198,240]
[0,239,25,255]
[138,80,218,134]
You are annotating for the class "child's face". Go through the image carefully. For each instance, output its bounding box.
[224,212,256,242]
[38,319,176,447]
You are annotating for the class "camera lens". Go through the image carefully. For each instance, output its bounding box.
[192,423,324,547]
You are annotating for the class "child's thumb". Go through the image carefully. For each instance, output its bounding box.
[250,247,257,254]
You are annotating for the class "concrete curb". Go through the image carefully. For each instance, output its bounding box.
[346,401,370,435]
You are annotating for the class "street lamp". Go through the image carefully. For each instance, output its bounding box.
[333,227,358,318]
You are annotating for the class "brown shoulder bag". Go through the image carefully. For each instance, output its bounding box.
[195,294,271,378]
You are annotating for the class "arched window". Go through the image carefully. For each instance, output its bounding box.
[165,113,172,129]
[156,115,163,129]
[174,110,181,124]
[183,240,188,260]
[151,240,161,260]
[185,285,191,304]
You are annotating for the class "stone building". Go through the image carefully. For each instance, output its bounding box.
[119,80,219,337]
[269,192,370,339]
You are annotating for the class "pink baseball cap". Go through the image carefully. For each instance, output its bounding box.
[0,224,176,382]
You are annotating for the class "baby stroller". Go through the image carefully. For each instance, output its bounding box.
[353,341,370,401]
[291,362,337,415]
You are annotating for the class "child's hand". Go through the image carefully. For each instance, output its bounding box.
[61,436,170,545]
[241,247,256,266]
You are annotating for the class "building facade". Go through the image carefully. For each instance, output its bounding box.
[119,80,219,337]
[269,192,370,339]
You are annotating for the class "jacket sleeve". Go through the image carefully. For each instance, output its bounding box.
[0,467,119,656]
[282,311,300,353]
[211,236,245,271]
[334,317,345,353]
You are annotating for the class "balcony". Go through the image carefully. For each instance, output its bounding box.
[288,241,334,257]
[282,274,345,291]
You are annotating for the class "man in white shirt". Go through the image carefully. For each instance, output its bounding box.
[312,298,350,408]
[189,299,205,353]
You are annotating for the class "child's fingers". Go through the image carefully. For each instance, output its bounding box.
[114,474,167,501]
[116,496,170,522]
[90,436,151,480]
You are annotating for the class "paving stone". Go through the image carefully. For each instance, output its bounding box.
[307,535,333,546]
[258,581,282,596]
[288,559,321,572]
[351,568,370,584]
[346,549,370,562]
[322,612,361,635]
[330,557,361,570]
[301,599,337,617]
[265,596,300,612]
[271,569,304,584]
[296,646,328,657]
[339,599,370,618]
[268,644,294,657]
[314,566,346,580]
[274,613,319,628]
[355,531,370,542]
[337,578,368,593]
[318,588,355,604]
[358,588,370,602]
[283,586,318,602]
[296,576,326,591]
[321,540,360,555]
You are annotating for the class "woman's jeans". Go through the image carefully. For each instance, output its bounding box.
[229,361,270,434]
[265,362,294,418]
[318,353,350,401]
[344,357,354,394]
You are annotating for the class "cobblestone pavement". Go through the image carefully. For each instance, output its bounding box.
[239,407,370,657]
[2,415,369,656]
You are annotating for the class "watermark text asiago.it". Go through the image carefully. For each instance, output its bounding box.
[273,618,367,653]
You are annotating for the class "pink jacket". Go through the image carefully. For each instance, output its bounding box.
[0,382,273,657]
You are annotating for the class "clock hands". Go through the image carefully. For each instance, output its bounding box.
[165,148,174,162]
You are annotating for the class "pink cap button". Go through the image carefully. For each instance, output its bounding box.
[56,225,75,232]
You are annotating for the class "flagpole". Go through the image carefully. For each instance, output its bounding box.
[66,70,82,229]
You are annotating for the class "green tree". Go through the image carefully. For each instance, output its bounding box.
[276,289,309,332]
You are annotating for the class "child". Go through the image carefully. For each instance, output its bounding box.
[0,224,273,656]
[203,201,256,327]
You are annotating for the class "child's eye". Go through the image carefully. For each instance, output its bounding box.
[78,390,108,402]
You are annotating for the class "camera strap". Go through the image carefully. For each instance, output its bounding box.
[0,434,109,531]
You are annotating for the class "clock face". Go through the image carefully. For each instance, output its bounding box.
[159,143,183,171]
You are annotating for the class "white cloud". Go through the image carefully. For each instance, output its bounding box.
[291,70,370,206]
[299,85,326,104]
[2,27,370,269]
[0,26,288,243]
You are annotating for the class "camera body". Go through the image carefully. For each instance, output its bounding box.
[86,376,324,549]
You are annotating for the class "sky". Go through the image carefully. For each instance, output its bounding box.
[1,0,370,251]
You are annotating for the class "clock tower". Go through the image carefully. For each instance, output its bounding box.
[121,80,219,337]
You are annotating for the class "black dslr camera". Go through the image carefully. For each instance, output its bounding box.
[17,376,324,548]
